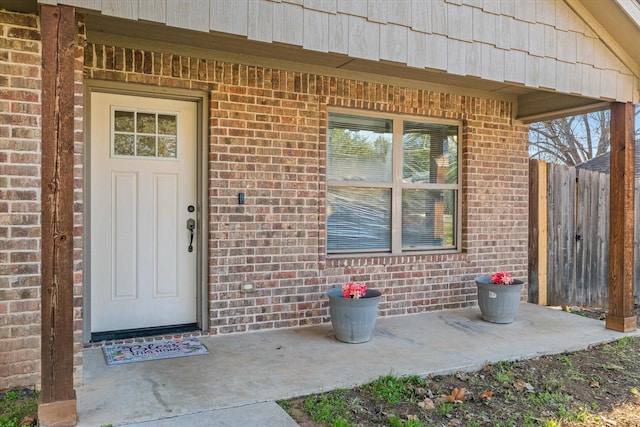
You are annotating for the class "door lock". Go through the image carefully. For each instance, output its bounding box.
[187,218,195,252]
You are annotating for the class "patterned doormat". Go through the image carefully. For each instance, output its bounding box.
[102,338,209,365]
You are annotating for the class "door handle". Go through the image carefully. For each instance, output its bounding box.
[187,218,195,253]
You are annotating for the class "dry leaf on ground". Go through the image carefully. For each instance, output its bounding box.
[418,397,435,409]
[445,387,466,402]
[514,380,534,392]
[479,390,494,401]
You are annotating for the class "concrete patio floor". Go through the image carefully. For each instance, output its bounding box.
[76,303,640,426]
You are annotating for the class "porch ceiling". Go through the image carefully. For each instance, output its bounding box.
[2,0,37,13]
[84,13,609,124]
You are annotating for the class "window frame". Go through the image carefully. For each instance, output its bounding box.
[110,106,180,160]
[326,108,462,256]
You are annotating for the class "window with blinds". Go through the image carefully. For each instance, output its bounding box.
[327,111,460,255]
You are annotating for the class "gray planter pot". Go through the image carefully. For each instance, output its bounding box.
[326,288,381,343]
[475,276,524,324]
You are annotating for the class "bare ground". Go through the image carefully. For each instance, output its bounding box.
[281,306,640,427]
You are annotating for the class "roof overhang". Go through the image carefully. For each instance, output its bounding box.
[5,0,638,122]
[82,12,613,124]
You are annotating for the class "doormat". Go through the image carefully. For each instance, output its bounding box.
[102,338,208,365]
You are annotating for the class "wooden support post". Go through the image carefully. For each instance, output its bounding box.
[606,102,637,333]
[39,4,78,426]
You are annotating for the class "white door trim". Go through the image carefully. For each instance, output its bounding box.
[83,80,209,343]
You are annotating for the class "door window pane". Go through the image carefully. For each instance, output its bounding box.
[158,136,177,158]
[113,134,134,156]
[114,110,134,132]
[158,114,177,135]
[136,112,156,133]
[136,136,156,157]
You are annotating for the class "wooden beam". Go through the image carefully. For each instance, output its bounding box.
[39,4,78,426]
[606,102,637,333]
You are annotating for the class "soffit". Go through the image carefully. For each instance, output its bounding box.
[2,0,38,13]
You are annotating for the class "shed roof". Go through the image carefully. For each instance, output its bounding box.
[576,140,640,177]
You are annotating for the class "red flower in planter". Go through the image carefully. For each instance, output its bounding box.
[490,271,515,285]
[342,282,368,298]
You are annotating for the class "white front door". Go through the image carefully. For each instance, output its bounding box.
[90,92,198,335]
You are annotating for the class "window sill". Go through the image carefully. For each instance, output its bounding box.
[326,248,463,261]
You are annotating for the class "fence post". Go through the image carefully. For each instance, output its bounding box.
[528,160,539,303]
[528,160,548,305]
[538,161,548,306]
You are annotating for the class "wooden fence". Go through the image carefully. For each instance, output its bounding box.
[528,159,640,308]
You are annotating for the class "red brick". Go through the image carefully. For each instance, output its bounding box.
[10,51,39,65]
[6,27,40,41]
[0,88,39,102]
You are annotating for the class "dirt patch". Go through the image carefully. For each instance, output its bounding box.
[281,308,640,426]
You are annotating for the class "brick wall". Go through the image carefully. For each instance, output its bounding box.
[0,27,528,389]
[0,9,42,391]
[84,42,529,336]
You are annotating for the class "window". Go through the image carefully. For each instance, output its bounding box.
[112,108,178,158]
[327,112,460,254]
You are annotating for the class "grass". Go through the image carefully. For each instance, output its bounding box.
[280,336,640,426]
[303,389,352,424]
[366,374,426,405]
[0,389,38,427]
[0,390,113,427]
